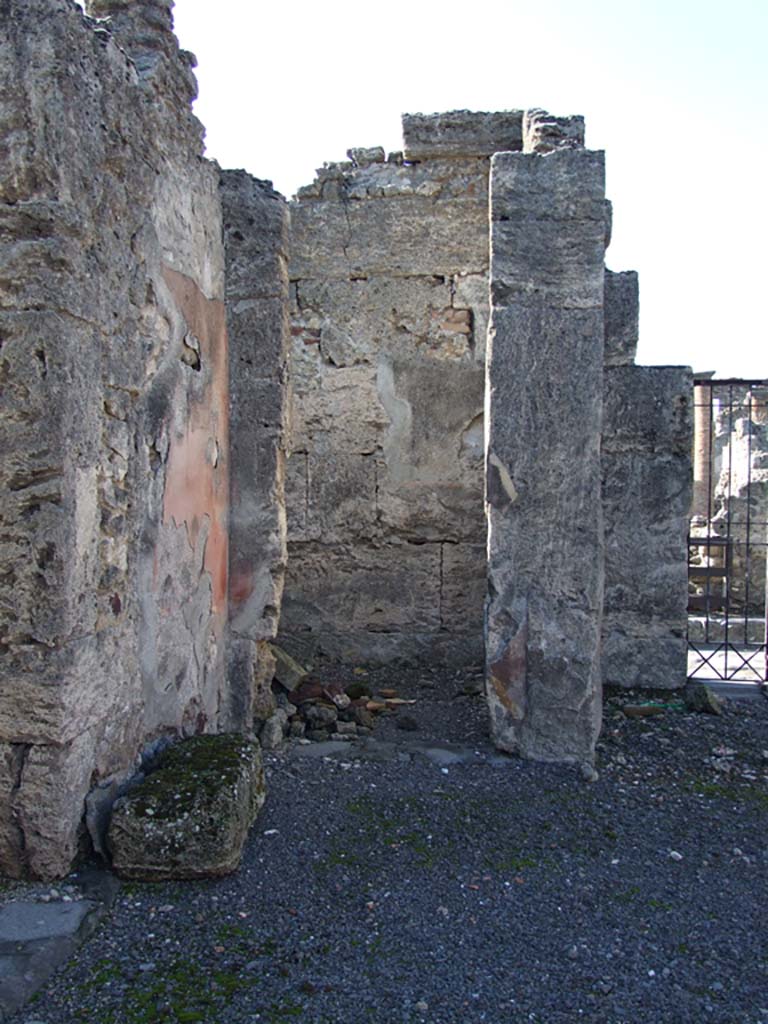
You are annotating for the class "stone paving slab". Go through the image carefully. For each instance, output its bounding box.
[0,869,118,1020]
[289,736,513,768]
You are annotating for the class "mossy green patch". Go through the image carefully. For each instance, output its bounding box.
[612,885,640,904]
[483,851,539,873]
[691,779,768,811]
[128,735,260,821]
[76,955,256,1024]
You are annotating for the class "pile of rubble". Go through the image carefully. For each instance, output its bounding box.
[259,647,416,749]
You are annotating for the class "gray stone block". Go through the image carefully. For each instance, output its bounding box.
[0,894,106,1018]
[603,365,693,455]
[280,542,442,637]
[108,735,266,880]
[440,543,486,632]
[402,110,523,160]
[490,149,607,307]
[604,269,639,367]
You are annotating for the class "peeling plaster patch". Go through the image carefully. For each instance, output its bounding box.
[488,616,528,721]
[460,413,484,458]
[376,357,413,486]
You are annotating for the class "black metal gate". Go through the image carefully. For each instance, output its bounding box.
[688,379,768,684]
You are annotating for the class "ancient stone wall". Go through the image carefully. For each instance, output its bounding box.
[0,9,698,875]
[279,113,525,666]
[0,0,234,879]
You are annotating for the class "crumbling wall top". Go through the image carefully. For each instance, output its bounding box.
[522,109,585,154]
[86,0,199,109]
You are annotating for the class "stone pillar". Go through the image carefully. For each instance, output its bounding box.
[602,366,693,689]
[221,171,290,731]
[485,142,608,765]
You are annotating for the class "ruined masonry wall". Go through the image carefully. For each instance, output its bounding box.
[280,113,526,666]
[0,0,232,878]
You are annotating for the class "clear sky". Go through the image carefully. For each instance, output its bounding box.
[169,0,766,378]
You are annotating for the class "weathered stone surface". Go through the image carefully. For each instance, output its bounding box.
[108,735,265,880]
[603,365,692,456]
[602,366,693,690]
[280,537,484,663]
[270,643,307,692]
[347,146,386,167]
[259,709,288,751]
[227,638,277,727]
[684,682,724,715]
[489,149,608,307]
[0,887,112,1019]
[294,275,457,367]
[604,270,639,367]
[522,108,585,154]
[289,195,488,280]
[290,364,390,456]
[374,357,485,544]
[303,452,379,543]
[440,544,486,633]
[402,110,523,160]
[282,542,442,636]
[453,273,490,365]
[485,146,606,764]
[2,731,97,880]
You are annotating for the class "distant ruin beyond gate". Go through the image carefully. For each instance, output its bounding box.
[688,379,768,685]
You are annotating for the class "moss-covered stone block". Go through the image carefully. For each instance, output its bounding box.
[107,735,265,880]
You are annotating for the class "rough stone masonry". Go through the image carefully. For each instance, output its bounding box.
[281,113,505,666]
[0,0,693,878]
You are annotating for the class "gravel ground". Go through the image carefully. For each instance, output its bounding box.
[8,670,768,1024]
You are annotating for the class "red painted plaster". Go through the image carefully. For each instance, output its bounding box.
[161,266,229,615]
